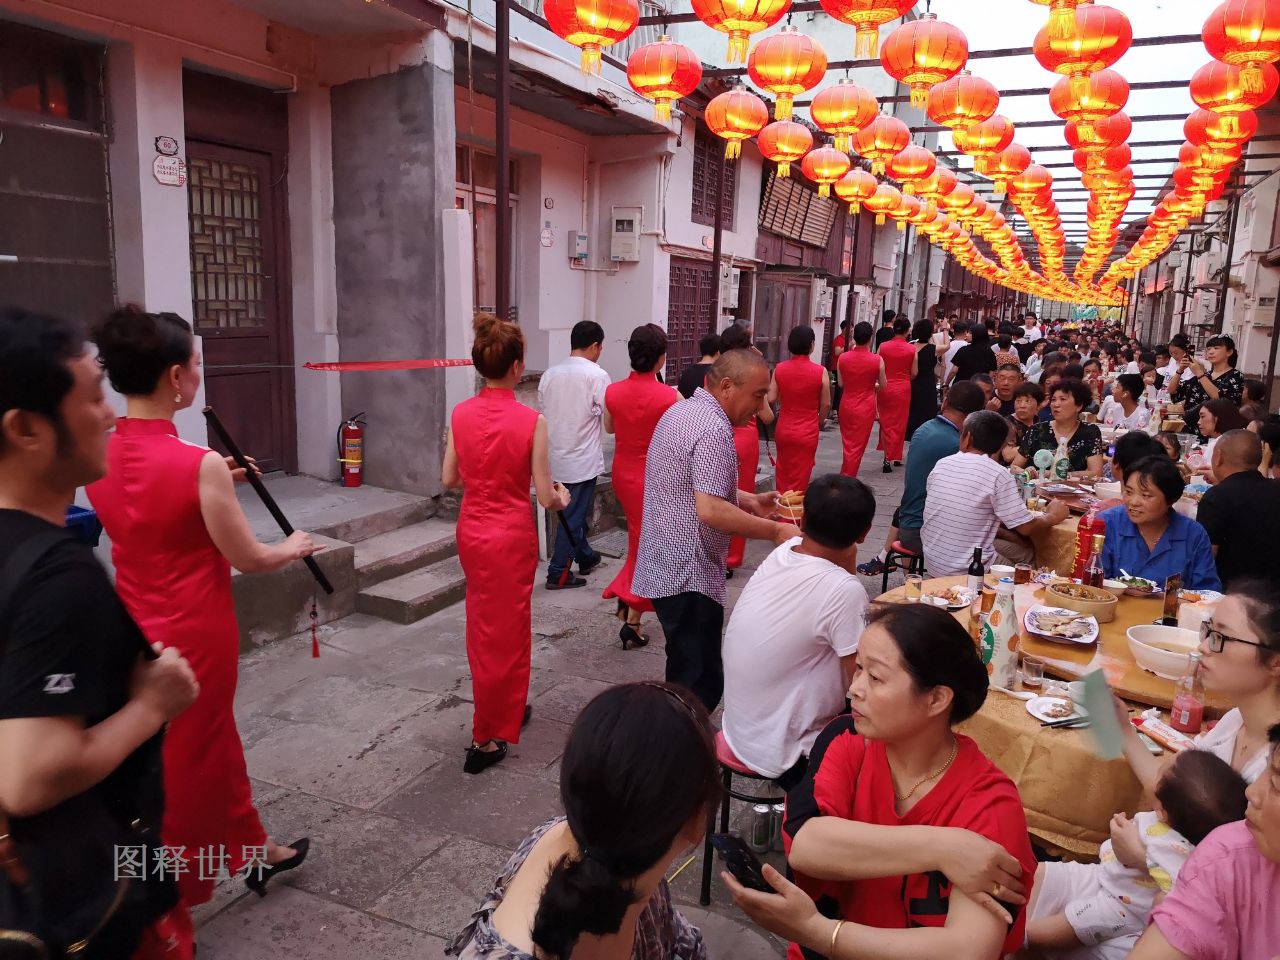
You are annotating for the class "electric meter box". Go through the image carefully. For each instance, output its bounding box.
[610,206,642,262]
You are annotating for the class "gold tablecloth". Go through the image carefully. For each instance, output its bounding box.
[958,692,1145,857]
[1028,514,1081,576]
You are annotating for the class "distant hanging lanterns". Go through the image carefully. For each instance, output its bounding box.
[851,113,910,175]
[885,144,936,195]
[863,182,905,225]
[879,12,969,109]
[626,36,702,122]
[757,120,814,177]
[801,146,852,196]
[704,88,770,159]
[834,168,879,213]
[1048,69,1129,141]
[1202,0,1280,98]
[1033,4,1133,100]
[818,0,916,59]
[544,0,640,74]
[1189,60,1280,137]
[810,80,879,153]
[691,0,792,64]
[926,71,1000,130]
[748,26,828,121]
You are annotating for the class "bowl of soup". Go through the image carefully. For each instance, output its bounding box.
[1127,624,1199,680]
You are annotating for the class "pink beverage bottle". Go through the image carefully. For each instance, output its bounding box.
[1170,652,1206,735]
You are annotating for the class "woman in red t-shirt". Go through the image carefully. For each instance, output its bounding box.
[722,603,1036,960]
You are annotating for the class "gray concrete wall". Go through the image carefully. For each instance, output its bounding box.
[331,61,455,497]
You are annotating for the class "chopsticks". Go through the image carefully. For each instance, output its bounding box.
[1041,715,1090,729]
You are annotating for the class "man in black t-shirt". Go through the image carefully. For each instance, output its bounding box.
[677,332,722,399]
[1198,430,1280,589]
[873,309,896,352]
[0,308,198,952]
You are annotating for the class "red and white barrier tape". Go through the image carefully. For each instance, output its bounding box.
[303,358,474,372]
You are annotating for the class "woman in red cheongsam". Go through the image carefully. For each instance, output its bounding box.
[768,325,831,501]
[601,324,677,649]
[720,323,773,575]
[877,315,919,473]
[838,321,886,478]
[443,314,569,775]
[87,307,319,949]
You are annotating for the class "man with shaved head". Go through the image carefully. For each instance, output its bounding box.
[1197,429,1280,588]
[633,348,793,710]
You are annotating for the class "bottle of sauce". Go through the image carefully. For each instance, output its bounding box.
[987,578,1020,688]
[1070,505,1106,580]
[1085,534,1106,587]
[1170,652,1206,735]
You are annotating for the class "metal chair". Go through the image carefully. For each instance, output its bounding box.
[700,731,786,906]
[882,539,926,595]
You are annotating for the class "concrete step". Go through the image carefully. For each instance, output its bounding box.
[354,518,458,590]
[355,556,467,625]
[236,475,435,545]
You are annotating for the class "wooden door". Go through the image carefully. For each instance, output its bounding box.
[667,257,715,382]
[186,142,293,473]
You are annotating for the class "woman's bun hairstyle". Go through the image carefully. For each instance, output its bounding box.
[92,304,193,396]
[472,313,525,380]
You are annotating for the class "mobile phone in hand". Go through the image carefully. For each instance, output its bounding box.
[711,833,774,893]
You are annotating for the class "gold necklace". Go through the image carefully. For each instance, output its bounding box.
[893,738,959,803]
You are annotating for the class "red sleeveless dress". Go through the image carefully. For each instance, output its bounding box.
[772,356,825,496]
[601,371,678,612]
[452,387,540,745]
[726,420,759,571]
[838,348,881,477]
[877,338,915,462]
[86,418,266,908]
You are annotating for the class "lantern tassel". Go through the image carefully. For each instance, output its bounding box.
[1048,6,1075,41]
[848,201,859,213]
[819,184,831,197]
[775,96,794,122]
[994,180,1006,197]
[778,161,792,178]
[1076,120,1095,141]
[654,100,672,123]
[855,27,878,60]
[580,43,603,76]
[1069,72,1090,102]
[835,135,852,153]
[727,30,749,64]
[1242,65,1264,95]
[876,213,886,226]
[897,220,906,232]
[1221,114,1239,138]
[725,140,742,161]
[910,85,928,110]
[872,159,886,175]
[903,183,915,195]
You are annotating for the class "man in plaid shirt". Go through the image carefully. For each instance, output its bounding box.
[633,349,792,710]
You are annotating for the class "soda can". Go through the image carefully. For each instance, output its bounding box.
[770,803,786,852]
[1013,470,1029,496]
[749,804,772,853]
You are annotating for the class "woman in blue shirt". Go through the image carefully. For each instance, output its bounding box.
[1099,454,1221,591]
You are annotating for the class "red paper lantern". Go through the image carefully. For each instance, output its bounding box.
[626,36,702,122]
[926,71,999,130]
[851,114,911,175]
[886,144,936,194]
[952,114,1014,160]
[748,26,829,121]
[1033,5,1133,100]
[887,193,923,231]
[757,120,814,177]
[1074,143,1131,174]
[938,180,976,214]
[818,0,916,59]
[801,146,852,197]
[1048,69,1129,140]
[1185,106,1259,148]
[545,0,640,74]
[1190,59,1280,137]
[691,0,792,63]
[917,165,959,202]
[834,168,879,213]
[863,182,904,225]
[880,13,969,109]
[1203,0,1280,98]
[1009,164,1054,197]
[987,143,1032,195]
[810,80,879,153]
[1065,111,1132,151]
[704,89,770,159]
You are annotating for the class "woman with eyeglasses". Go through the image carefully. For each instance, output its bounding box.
[1118,579,1280,794]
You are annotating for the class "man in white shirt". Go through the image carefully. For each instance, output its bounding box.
[722,474,873,788]
[941,321,972,387]
[1022,312,1043,342]
[538,320,611,589]
[922,411,1070,575]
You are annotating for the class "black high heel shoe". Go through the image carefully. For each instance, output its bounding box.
[244,838,310,897]
[620,623,649,650]
[882,458,892,473]
[464,739,508,774]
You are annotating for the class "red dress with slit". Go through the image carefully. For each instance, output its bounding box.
[837,348,880,477]
[877,337,915,462]
[451,387,540,745]
[726,421,759,570]
[86,418,266,910]
[601,371,678,612]
[772,356,825,497]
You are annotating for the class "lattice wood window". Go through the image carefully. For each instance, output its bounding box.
[691,124,736,230]
[667,257,715,381]
[188,157,266,330]
[758,174,838,248]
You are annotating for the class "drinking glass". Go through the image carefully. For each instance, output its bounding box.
[905,574,924,603]
[1021,655,1045,689]
[1014,563,1033,585]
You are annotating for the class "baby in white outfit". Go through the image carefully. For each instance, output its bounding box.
[1025,749,1248,960]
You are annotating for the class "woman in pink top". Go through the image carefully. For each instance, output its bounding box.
[876,316,919,473]
[837,321,885,479]
[601,324,677,649]
[768,325,831,499]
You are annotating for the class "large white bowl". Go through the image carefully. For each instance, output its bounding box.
[1127,624,1200,680]
[1095,481,1122,501]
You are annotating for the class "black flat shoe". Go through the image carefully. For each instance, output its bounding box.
[620,623,649,650]
[579,554,603,576]
[464,740,508,774]
[546,575,587,590]
[244,838,310,897]
[725,569,735,579]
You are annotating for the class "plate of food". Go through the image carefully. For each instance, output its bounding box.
[1118,575,1161,597]
[1026,696,1087,724]
[1040,483,1080,495]
[925,585,975,610]
[1179,589,1223,604]
[1024,605,1100,645]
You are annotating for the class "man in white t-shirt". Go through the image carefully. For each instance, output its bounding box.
[941,321,972,387]
[1022,313,1043,343]
[722,474,874,788]
[922,411,1070,575]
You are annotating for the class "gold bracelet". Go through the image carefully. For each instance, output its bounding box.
[829,919,846,957]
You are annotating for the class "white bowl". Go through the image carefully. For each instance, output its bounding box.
[1127,624,1200,680]
[1095,481,1122,500]
[990,564,1015,581]
[1101,579,1127,599]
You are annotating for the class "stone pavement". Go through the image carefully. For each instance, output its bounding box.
[194,422,907,958]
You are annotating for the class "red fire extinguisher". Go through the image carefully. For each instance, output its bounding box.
[337,413,366,488]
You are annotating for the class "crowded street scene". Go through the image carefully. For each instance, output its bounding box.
[1,0,1280,958]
